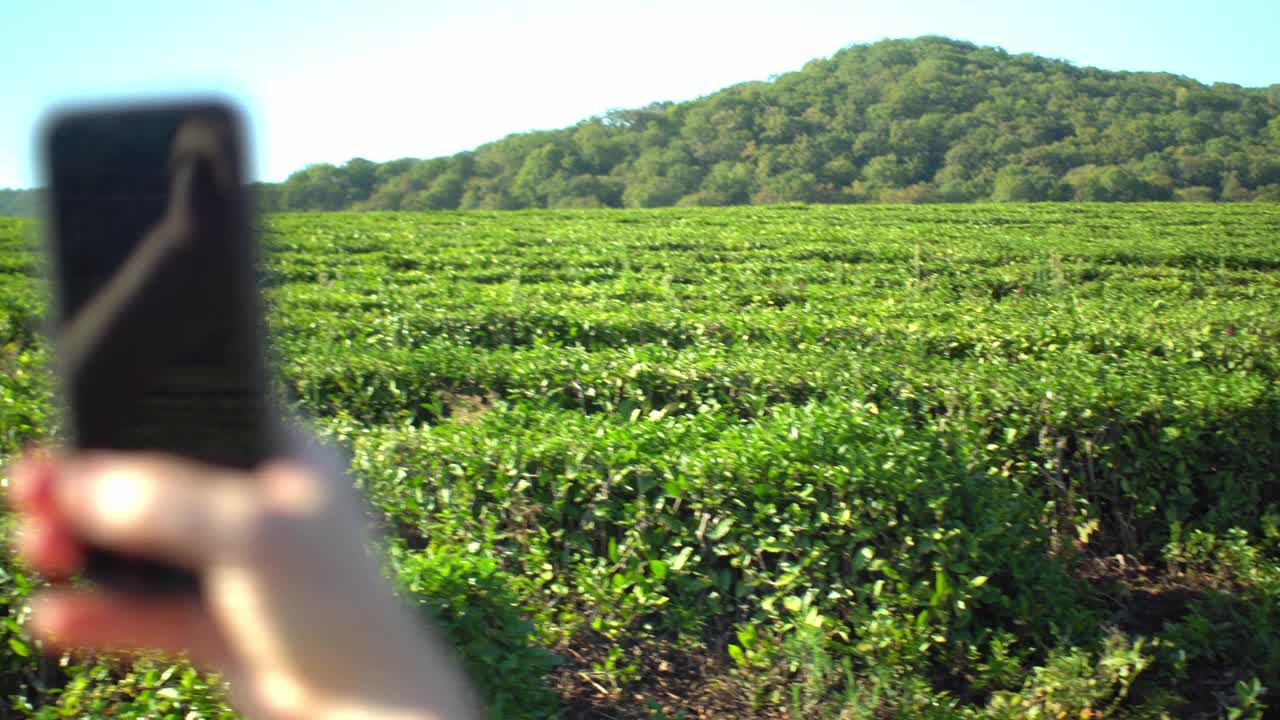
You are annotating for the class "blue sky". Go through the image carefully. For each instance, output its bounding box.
[2,0,1277,189]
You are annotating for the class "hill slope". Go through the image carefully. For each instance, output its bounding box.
[262,36,1280,210]
[5,36,1278,217]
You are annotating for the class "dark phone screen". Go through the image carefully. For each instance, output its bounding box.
[45,103,272,471]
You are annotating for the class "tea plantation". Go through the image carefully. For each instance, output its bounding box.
[1,203,1278,718]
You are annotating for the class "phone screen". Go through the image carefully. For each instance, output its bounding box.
[44,102,272,472]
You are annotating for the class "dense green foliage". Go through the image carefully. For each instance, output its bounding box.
[6,37,1277,219]
[2,204,1279,718]
[254,37,1280,211]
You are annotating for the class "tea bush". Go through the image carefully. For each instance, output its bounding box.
[1,203,1278,717]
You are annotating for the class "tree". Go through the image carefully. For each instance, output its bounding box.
[250,183,285,213]
[459,177,516,210]
[341,158,379,203]
[697,162,754,205]
[572,121,625,175]
[413,171,466,210]
[250,37,1280,210]
[1065,165,1156,201]
[880,183,936,203]
[991,165,1068,202]
[622,176,686,208]
[753,169,819,204]
[1220,174,1254,202]
[1174,186,1217,202]
[862,154,913,188]
[513,144,569,208]
[281,164,347,210]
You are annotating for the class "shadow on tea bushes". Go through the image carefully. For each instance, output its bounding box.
[388,542,562,720]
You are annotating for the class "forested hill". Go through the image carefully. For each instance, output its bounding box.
[256,36,1279,210]
[4,36,1278,217]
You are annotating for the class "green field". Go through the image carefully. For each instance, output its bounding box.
[2,203,1279,718]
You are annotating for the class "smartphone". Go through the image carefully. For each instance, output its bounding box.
[41,99,276,593]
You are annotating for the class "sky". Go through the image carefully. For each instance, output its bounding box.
[2,0,1277,189]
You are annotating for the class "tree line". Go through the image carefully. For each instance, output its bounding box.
[260,37,1280,210]
[4,36,1279,217]
[0,190,39,217]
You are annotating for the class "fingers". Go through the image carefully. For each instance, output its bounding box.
[5,450,58,515]
[7,447,340,575]
[29,589,230,668]
[7,451,84,578]
[51,452,259,570]
[13,516,83,579]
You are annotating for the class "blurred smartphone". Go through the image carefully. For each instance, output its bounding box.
[40,99,276,593]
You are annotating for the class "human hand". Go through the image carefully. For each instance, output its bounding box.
[5,443,477,720]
